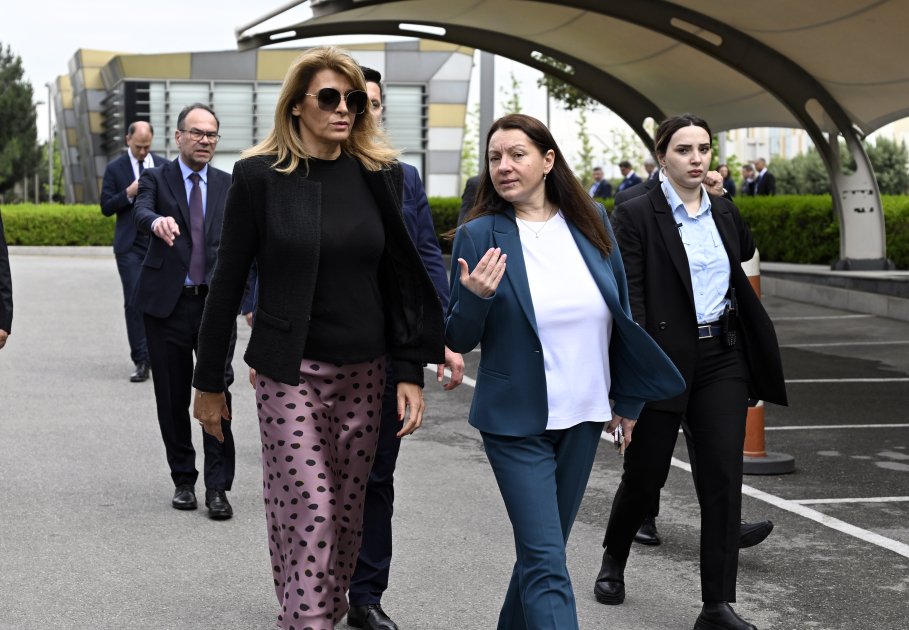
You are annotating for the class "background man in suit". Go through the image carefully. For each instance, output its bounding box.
[617,160,643,193]
[0,211,12,350]
[753,157,776,195]
[589,166,613,199]
[741,164,756,196]
[643,156,658,181]
[100,121,166,382]
[134,103,235,520]
[345,66,465,630]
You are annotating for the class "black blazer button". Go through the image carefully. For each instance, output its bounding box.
[658,321,668,330]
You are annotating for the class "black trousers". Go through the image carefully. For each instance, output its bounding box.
[604,337,749,602]
[144,293,237,490]
[348,362,402,606]
[114,240,148,365]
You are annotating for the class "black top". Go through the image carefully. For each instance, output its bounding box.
[0,211,12,333]
[303,154,386,363]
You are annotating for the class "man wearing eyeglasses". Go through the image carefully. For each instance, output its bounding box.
[134,103,236,520]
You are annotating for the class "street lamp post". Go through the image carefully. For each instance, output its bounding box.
[46,83,54,203]
[34,100,45,203]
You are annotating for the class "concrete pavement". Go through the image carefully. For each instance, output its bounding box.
[1,247,907,629]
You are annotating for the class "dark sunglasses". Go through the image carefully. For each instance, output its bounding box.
[303,88,368,115]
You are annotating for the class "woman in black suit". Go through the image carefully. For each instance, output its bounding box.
[593,114,786,630]
[191,46,443,630]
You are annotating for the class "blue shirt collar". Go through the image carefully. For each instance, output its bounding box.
[661,177,711,220]
[178,158,208,184]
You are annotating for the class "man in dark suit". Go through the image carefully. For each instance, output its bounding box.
[740,164,756,196]
[616,160,643,193]
[134,103,235,519]
[0,210,12,350]
[100,121,166,382]
[588,166,613,199]
[753,157,776,195]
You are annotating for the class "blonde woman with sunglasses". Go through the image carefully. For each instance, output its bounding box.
[191,46,444,630]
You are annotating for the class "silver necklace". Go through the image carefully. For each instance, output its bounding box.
[517,209,558,239]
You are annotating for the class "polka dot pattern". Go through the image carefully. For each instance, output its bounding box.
[257,357,385,630]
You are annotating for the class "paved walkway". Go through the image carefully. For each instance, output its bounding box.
[1,248,907,629]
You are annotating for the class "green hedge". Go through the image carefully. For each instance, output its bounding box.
[5,196,909,268]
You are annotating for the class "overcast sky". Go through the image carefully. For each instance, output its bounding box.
[5,0,632,169]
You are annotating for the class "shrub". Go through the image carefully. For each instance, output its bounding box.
[1,204,114,246]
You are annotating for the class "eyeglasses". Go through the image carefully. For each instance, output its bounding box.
[179,128,221,143]
[303,88,368,115]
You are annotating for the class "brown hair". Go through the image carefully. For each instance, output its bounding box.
[459,113,611,256]
[653,113,712,159]
[242,46,397,172]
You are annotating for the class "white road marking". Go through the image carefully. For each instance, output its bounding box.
[786,378,909,383]
[783,340,909,348]
[764,423,909,430]
[773,314,874,320]
[668,457,909,560]
[430,365,909,559]
[792,497,909,504]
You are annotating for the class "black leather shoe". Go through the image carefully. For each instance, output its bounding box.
[693,601,757,630]
[130,361,150,383]
[205,489,233,520]
[633,516,662,546]
[347,604,399,630]
[593,551,626,605]
[739,520,773,549]
[172,484,197,510]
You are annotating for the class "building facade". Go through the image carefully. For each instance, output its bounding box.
[52,41,475,204]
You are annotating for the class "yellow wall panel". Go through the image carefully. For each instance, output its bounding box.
[78,49,120,68]
[344,43,385,51]
[119,54,191,79]
[428,104,467,127]
[82,67,105,90]
[419,40,459,52]
[67,128,78,145]
[257,51,303,81]
[88,112,104,134]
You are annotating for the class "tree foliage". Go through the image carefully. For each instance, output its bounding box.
[0,42,39,196]
[534,55,600,112]
[499,71,523,115]
[460,103,481,186]
[867,136,909,195]
[573,109,596,186]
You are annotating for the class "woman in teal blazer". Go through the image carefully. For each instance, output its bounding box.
[446,114,685,630]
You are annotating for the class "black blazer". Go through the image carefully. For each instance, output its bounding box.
[192,155,445,392]
[592,179,613,199]
[133,159,231,319]
[754,170,776,195]
[0,211,12,333]
[613,175,659,206]
[611,185,787,411]
[100,151,166,253]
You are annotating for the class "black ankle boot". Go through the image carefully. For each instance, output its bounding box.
[693,601,757,630]
[593,551,626,605]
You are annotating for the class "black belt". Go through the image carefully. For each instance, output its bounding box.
[182,284,208,296]
[697,322,722,339]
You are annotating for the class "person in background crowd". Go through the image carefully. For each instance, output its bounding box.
[595,113,787,630]
[100,121,167,382]
[643,156,658,181]
[719,163,737,197]
[589,166,613,199]
[448,113,684,630]
[752,158,776,195]
[191,47,444,630]
[617,160,642,193]
[741,163,756,196]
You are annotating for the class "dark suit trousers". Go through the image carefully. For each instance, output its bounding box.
[484,421,605,630]
[348,363,403,606]
[144,293,237,490]
[114,239,148,364]
[603,338,749,602]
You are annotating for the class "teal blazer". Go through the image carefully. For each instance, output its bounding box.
[445,206,685,437]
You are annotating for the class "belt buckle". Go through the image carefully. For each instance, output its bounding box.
[697,324,712,339]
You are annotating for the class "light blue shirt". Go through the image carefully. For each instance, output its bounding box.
[661,179,730,324]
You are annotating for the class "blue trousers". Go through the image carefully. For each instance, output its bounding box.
[482,421,605,630]
[114,241,148,364]
[348,365,402,606]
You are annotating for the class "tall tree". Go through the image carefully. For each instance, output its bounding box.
[460,103,481,187]
[574,109,596,186]
[866,136,909,195]
[499,71,523,115]
[0,43,38,197]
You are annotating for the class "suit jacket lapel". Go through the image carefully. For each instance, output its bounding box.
[647,184,695,307]
[493,209,539,336]
[164,160,191,229]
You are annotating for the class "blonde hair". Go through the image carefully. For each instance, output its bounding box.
[243,46,398,172]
